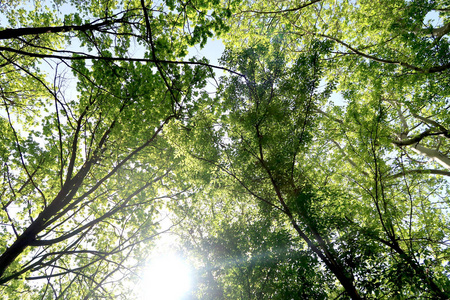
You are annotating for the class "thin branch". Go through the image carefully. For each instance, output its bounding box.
[411,113,450,138]
[238,0,321,15]
[330,139,369,177]
[387,169,450,179]
[0,46,244,77]
[317,33,450,74]
[314,107,343,124]
[31,171,169,246]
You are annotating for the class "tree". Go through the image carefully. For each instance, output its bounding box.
[177,192,331,299]
[228,0,450,176]
[168,3,450,296]
[170,43,364,298]
[0,0,231,297]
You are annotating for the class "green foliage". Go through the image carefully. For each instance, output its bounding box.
[1,0,450,299]
[169,2,450,297]
[0,0,230,298]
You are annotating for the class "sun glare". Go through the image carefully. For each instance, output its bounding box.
[139,253,192,300]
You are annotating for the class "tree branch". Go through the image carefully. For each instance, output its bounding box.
[30,171,168,246]
[387,169,450,179]
[0,21,116,40]
[411,113,450,138]
[0,46,244,77]
[409,144,450,170]
[317,33,450,74]
[238,0,321,15]
[392,129,446,146]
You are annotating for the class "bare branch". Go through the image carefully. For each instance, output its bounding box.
[387,169,450,179]
[0,19,120,40]
[316,33,450,74]
[0,46,245,77]
[238,0,321,15]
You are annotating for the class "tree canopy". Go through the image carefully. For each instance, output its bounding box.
[0,0,449,299]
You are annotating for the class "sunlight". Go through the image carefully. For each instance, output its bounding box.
[139,253,192,300]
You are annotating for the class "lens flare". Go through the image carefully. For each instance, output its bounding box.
[139,253,191,300]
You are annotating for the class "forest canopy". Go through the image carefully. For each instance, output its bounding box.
[0,0,449,299]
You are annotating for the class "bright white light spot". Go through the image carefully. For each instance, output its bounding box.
[140,253,191,300]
